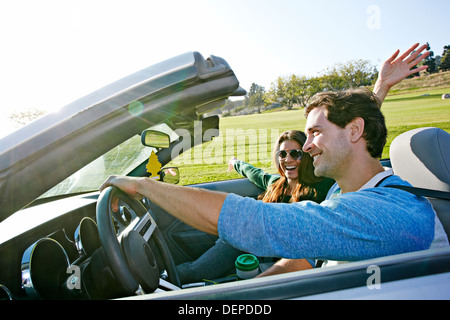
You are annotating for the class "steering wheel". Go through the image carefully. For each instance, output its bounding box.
[96,186,180,295]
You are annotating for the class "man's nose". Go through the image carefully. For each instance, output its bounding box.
[302,136,313,153]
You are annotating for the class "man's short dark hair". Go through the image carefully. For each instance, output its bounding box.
[305,88,387,158]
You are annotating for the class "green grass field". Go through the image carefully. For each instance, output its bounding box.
[169,87,450,185]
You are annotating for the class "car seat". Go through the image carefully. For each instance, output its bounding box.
[390,127,450,238]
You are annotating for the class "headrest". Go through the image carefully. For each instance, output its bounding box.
[390,127,450,192]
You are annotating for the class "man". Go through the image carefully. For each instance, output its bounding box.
[100,43,448,272]
[259,88,448,272]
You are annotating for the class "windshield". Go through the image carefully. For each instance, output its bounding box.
[40,123,179,199]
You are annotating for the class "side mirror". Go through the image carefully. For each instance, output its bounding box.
[159,167,179,184]
[141,130,170,148]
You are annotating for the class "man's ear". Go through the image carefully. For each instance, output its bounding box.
[348,117,365,143]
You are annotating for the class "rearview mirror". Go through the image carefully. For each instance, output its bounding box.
[159,167,179,184]
[141,130,170,148]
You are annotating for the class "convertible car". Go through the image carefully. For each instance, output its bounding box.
[0,52,449,301]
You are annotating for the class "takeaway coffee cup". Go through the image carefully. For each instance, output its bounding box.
[235,254,259,279]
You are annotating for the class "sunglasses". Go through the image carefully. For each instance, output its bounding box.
[276,149,303,160]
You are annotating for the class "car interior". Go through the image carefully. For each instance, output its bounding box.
[132,126,450,301]
[140,126,450,299]
[0,50,448,300]
[0,124,449,300]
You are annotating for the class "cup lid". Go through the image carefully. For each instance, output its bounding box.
[235,254,259,271]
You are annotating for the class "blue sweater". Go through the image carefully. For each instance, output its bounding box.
[218,174,448,261]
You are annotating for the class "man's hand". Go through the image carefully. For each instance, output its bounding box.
[100,174,226,236]
[99,175,144,201]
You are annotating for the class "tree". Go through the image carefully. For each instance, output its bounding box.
[282,75,300,109]
[8,107,47,126]
[439,45,450,72]
[322,59,374,89]
[265,76,297,109]
[423,42,437,74]
[410,42,437,75]
[318,72,344,91]
[264,79,282,106]
[265,75,324,109]
[289,75,323,109]
[246,83,265,111]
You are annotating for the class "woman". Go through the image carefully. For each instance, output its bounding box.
[229,130,333,204]
[176,130,334,283]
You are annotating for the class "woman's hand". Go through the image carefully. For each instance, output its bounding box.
[227,156,238,172]
[374,43,430,103]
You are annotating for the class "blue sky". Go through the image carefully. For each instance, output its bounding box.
[0,0,449,119]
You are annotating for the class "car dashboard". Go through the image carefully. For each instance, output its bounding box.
[0,192,143,300]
